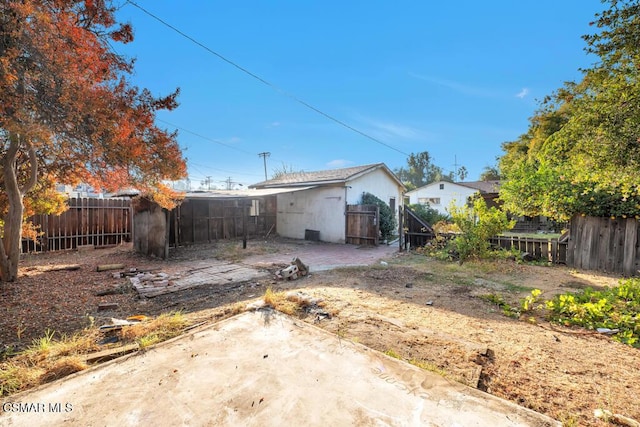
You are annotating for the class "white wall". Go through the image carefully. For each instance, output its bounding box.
[346,167,404,214]
[276,187,346,243]
[406,181,477,215]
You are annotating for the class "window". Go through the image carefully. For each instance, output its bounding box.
[439,183,445,190]
[418,197,440,205]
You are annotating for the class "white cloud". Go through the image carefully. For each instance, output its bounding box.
[267,121,281,128]
[516,88,530,99]
[409,72,497,98]
[352,113,426,141]
[326,159,354,168]
[371,121,421,139]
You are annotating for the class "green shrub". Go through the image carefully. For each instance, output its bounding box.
[407,203,449,225]
[545,278,640,347]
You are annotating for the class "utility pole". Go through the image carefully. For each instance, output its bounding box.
[258,152,271,180]
[224,177,233,190]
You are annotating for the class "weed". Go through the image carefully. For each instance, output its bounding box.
[137,333,160,349]
[409,359,448,377]
[545,278,640,347]
[0,364,40,396]
[383,349,448,377]
[263,287,277,307]
[0,312,190,397]
[384,349,401,359]
[336,323,349,339]
[120,312,188,347]
[29,328,55,353]
[16,324,26,341]
[479,293,519,318]
[520,289,543,313]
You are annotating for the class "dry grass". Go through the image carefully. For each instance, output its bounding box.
[261,287,328,317]
[119,312,188,349]
[0,312,189,396]
[39,357,88,384]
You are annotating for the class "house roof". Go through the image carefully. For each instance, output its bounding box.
[249,163,405,189]
[405,180,501,195]
[182,187,316,199]
[456,180,501,194]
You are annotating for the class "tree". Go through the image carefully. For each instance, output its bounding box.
[498,0,640,221]
[479,165,502,181]
[0,1,187,282]
[271,162,300,179]
[456,166,468,182]
[394,151,452,190]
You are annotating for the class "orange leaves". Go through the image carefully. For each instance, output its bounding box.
[1,1,187,261]
[110,23,133,43]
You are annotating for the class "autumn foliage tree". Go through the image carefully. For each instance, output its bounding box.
[0,0,187,282]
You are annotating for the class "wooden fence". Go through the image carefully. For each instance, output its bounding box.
[22,198,132,253]
[169,196,277,246]
[567,215,640,276]
[489,235,567,264]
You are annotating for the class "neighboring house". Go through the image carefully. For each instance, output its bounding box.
[405,180,500,216]
[249,163,405,243]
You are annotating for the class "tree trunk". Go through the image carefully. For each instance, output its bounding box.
[0,132,38,282]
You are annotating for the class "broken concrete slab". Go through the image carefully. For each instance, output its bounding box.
[1,311,560,427]
[130,260,266,297]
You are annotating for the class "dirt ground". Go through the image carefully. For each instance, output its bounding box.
[1,239,638,426]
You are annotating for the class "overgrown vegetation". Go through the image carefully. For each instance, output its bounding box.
[407,203,449,225]
[360,192,396,241]
[484,278,640,348]
[0,312,188,396]
[545,278,640,347]
[448,196,515,262]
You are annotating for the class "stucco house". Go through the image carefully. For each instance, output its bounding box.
[405,180,500,216]
[249,163,405,243]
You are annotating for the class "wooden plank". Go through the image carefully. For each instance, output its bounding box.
[623,218,638,276]
[566,215,578,267]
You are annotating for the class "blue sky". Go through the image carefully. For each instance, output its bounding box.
[116,1,604,189]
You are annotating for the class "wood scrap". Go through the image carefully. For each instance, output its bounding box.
[84,343,139,364]
[47,264,81,272]
[96,263,125,272]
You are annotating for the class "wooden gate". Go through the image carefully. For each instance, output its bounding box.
[400,205,434,250]
[346,204,379,245]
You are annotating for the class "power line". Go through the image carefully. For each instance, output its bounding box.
[125,1,410,157]
[158,118,255,155]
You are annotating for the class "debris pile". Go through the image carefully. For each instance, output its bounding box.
[275,257,309,280]
[125,269,181,298]
[285,291,331,322]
